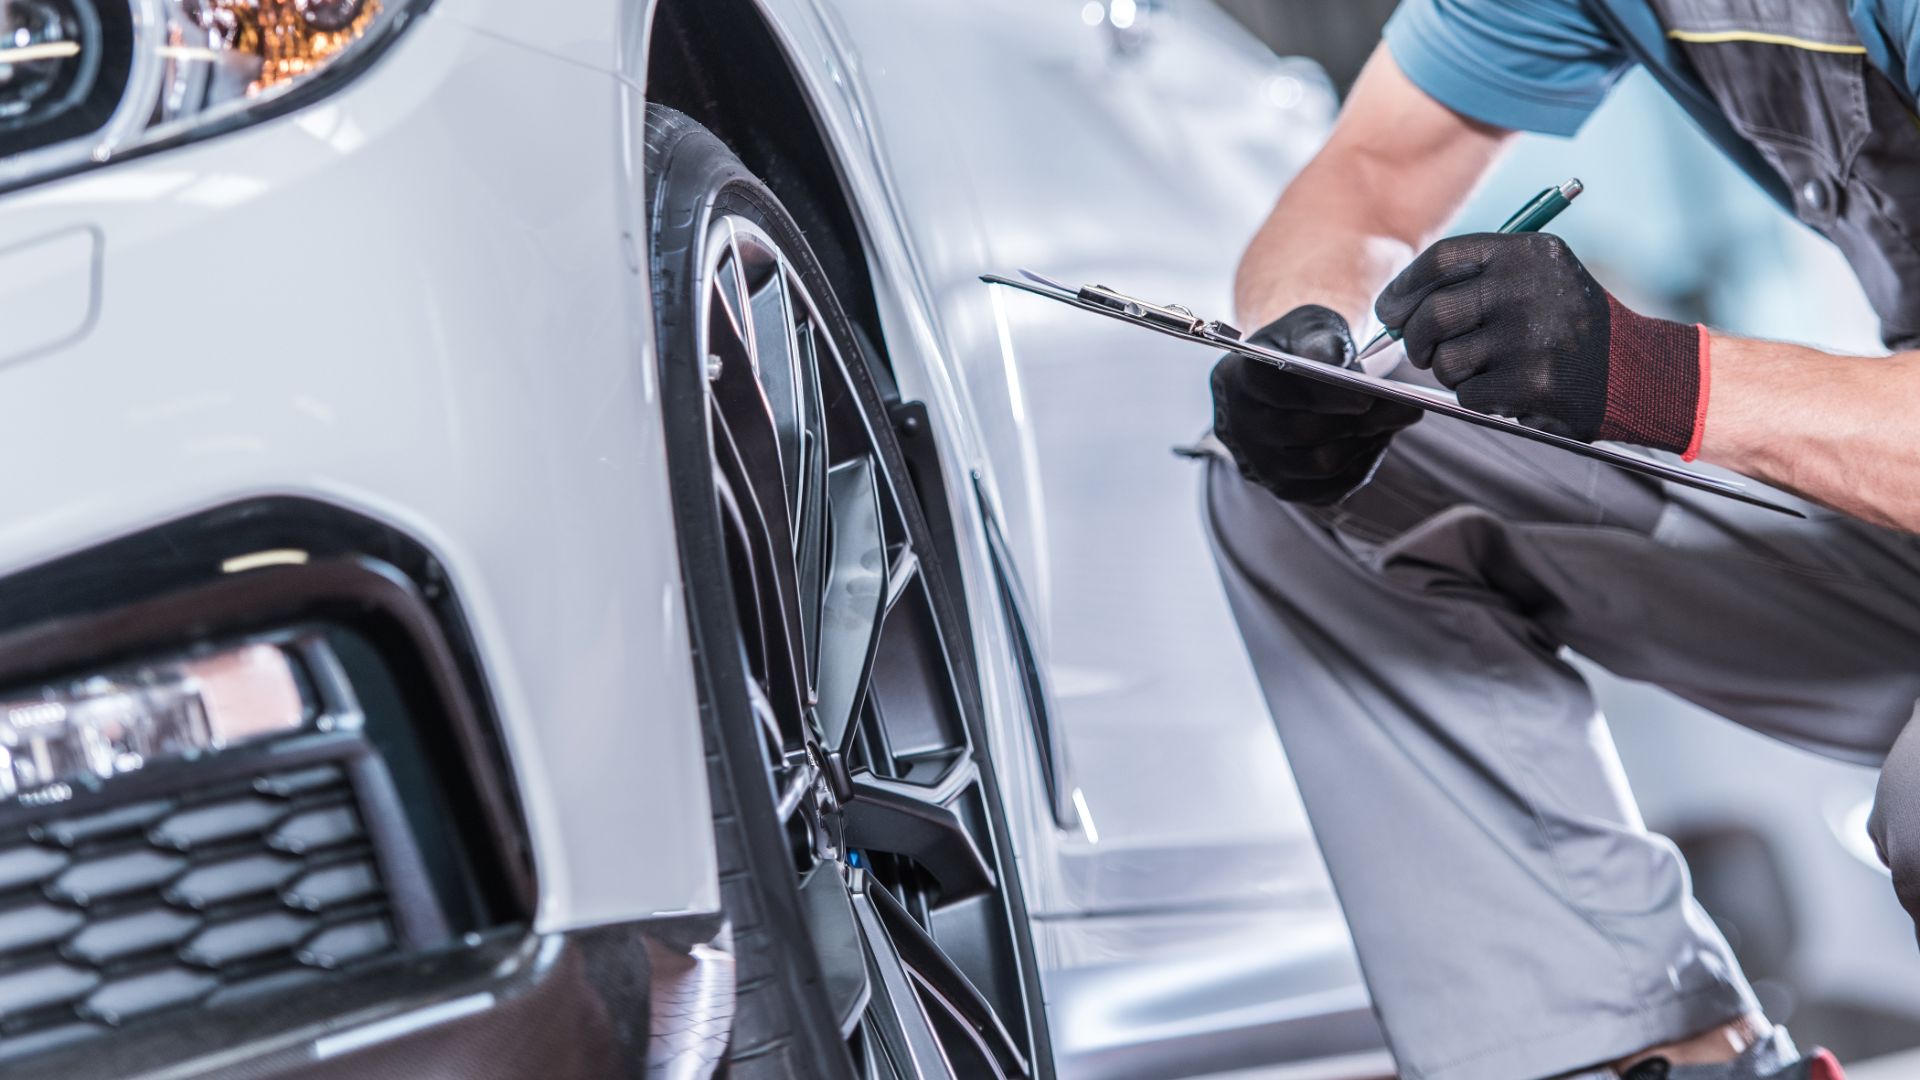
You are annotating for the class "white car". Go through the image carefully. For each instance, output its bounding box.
[0,0,1386,1077]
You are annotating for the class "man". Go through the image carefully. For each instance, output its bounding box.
[1205,2,1920,1079]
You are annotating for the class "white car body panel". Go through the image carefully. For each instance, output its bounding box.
[0,12,718,931]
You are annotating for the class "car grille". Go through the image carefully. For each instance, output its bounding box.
[0,761,399,1063]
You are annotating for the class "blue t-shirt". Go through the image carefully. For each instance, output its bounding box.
[1383,0,1920,205]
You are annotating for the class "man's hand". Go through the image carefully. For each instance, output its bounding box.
[1211,305,1422,505]
[1376,232,1708,456]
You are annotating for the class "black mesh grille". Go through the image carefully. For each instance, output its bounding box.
[0,762,400,1063]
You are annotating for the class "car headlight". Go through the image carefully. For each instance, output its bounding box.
[0,639,320,803]
[0,0,418,190]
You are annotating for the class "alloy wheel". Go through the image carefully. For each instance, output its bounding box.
[697,214,1039,1078]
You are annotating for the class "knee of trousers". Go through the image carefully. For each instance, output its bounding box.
[1203,456,1523,608]
[1869,716,1920,937]
[1207,458,1541,602]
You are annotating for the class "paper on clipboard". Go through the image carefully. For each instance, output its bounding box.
[981,269,1802,519]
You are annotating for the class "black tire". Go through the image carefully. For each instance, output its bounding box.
[644,104,1052,1079]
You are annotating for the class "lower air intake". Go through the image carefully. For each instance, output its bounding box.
[0,742,434,1064]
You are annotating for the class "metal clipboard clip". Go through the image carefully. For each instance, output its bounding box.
[1036,273,1243,341]
[982,268,1804,519]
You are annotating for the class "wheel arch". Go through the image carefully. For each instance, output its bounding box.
[640,0,886,367]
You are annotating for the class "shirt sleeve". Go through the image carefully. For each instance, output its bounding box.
[1861,0,1920,105]
[1382,0,1635,137]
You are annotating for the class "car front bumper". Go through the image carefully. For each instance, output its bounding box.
[0,8,716,934]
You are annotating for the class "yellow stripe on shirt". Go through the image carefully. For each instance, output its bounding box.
[1666,28,1868,54]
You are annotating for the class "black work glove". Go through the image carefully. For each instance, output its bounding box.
[1375,232,1708,457]
[1210,305,1422,505]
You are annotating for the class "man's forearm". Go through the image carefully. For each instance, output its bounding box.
[1699,334,1920,531]
[1234,149,1423,332]
[1234,45,1510,333]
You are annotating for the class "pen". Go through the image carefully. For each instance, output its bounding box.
[1354,177,1584,363]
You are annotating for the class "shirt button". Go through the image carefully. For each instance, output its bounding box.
[1801,177,1832,214]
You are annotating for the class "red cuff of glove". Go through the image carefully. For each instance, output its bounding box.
[1598,295,1710,460]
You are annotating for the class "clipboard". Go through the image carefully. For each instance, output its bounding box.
[982,269,1803,519]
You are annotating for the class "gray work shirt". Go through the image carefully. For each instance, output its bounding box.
[1383,0,1920,348]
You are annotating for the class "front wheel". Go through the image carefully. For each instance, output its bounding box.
[644,104,1052,1079]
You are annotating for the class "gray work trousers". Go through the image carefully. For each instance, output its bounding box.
[1203,416,1920,1080]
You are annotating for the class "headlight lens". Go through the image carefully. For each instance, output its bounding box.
[0,0,413,189]
[0,640,318,803]
[0,0,124,155]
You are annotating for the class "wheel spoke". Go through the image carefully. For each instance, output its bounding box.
[857,1023,894,1080]
[709,231,799,575]
[843,764,996,902]
[746,681,783,756]
[794,318,830,679]
[818,456,889,752]
[711,405,808,736]
[713,465,772,689]
[798,865,873,1036]
[868,880,1026,1079]
[851,870,956,1080]
[773,756,818,824]
[724,215,810,547]
[711,241,753,365]
[711,350,798,564]
[908,972,1013,1080]
[883,548,920,617]
[744,250,806,527]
